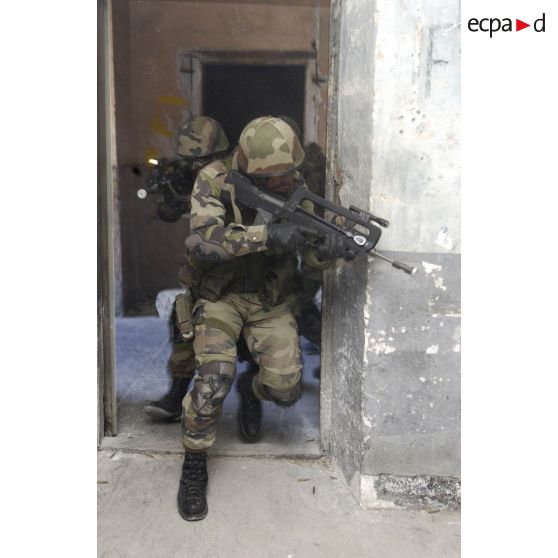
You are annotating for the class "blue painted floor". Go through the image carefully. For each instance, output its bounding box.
[106,316,321,456]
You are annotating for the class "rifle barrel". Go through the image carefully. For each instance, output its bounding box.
[369,249,417,275]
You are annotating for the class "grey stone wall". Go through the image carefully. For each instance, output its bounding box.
[363,252,460,478]
[324,0,460,508]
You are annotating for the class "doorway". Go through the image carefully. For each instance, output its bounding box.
[100,0,330,459]
[203,64,305,145]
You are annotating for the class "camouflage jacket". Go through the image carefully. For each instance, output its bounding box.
[183,158,332,307]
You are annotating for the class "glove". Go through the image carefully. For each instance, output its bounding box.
[267,223,316,254]
[315,234,357,261]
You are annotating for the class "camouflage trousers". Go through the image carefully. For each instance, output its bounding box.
[168,313,267,378]
[182,292,302,451]
[168,340,196,380]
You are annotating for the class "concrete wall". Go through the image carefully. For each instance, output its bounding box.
[112,0,330,313]
[325,0,460,508]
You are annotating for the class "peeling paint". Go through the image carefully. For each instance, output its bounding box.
[370,341,396,355]
[435,226,454,250]
[426,345,439,354]
[332,0,461,490]
[422,261,442,274]
[434,276,447,291]
[363,286,374,368]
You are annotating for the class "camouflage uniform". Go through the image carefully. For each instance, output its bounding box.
[169,116,233,379]
[180,117,333,451]
[144,116,229,421]
[168,116,230,383]
[167,146,233,381]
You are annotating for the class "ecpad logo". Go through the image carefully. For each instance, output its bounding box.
[468,13,546,37]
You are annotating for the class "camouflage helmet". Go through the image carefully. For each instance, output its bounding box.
[236,116,305,177]
[278,115,302,140]
[176,116,229,158]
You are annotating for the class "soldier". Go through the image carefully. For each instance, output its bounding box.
[143,116,230,421]
[176,116,356,521]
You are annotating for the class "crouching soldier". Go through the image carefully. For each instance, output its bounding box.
[177,116,355,521]
[143,116,230,420]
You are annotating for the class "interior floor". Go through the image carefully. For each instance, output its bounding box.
[101,314,321,457]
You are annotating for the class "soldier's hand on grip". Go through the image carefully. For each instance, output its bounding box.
[267,223,316,254]
[315,234,356,261]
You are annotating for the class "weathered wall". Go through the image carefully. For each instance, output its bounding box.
[325,0,460,508]
[321,0,376,500]
[112,0,330,313]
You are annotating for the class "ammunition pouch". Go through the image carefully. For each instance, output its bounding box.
[175,289,195,341]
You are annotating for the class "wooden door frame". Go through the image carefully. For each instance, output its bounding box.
[176,49,320,145]
[98,0,117,442]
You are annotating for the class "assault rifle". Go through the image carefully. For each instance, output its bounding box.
[137,158,195,222]
[225,170,417,276]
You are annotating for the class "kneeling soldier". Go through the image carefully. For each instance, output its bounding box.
[177,116,355,520]
[143,116,230,420]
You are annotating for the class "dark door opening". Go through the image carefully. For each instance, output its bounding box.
[202,64,305,145]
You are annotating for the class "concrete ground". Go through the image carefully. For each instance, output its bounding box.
[98,450,460,558]
[101,307,460,557]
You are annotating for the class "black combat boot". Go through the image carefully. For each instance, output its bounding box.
[144,377,190,421]
[237,368,262,442]
[177,451,209,521]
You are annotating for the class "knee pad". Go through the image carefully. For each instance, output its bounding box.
[192,362,235,415]
[266,383,302,407]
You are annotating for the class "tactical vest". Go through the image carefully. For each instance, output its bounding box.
[179,165,301,308]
